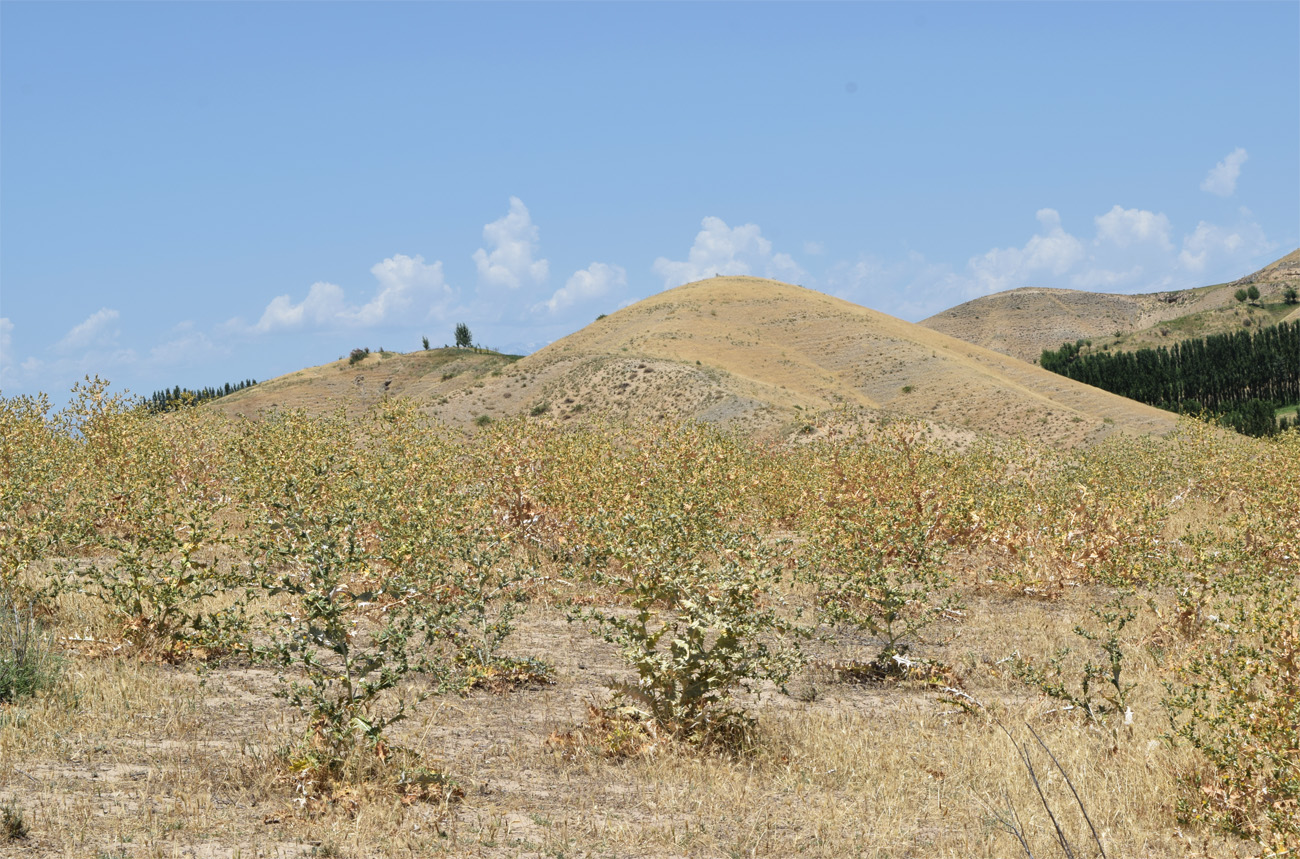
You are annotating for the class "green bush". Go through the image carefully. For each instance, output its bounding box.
[1,800,27,842]
[570,466,803,746]
[63,495,249,662]
[253,473,456,796]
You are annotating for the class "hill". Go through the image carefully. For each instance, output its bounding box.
[210,347,522,417]
[212,277,1177,447]
[919,249,1300,363]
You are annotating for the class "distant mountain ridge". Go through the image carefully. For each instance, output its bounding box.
[919,250,1300,363]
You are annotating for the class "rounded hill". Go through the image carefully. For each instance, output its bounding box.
[211,276,1179,446]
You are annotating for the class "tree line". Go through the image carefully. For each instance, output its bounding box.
[144,379,258,413]
[1040,320,1300,436]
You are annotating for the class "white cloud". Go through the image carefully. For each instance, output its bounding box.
[473,197,549,289]
[803,240,825,256]
[148,330,224,367]
[0,317,12,367]
[0,311,150,398]
[253,282,348,333]
[356,254,452,325]
[1201,148,1248,197]
[0,317,14,388]
[826,202,1276,322]
[826,252,969,320]
[653,216,805,288]
[538,262,627,314]
[56,308,121,353]
[1094,205,1173,249]
[248,253,454,334]
[967,209,1085,294]
[1178,215,1271,273]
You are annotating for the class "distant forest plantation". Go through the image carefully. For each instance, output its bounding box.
[1041,320,1300,436]
[144,379,258,413]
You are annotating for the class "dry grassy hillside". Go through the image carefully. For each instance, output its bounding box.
[920,249,1300,362]
[213,277,1179,447]
[209,347,522,419]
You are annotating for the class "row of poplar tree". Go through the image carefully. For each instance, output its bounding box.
[1040,320,1299,436]
[144,379,258,413]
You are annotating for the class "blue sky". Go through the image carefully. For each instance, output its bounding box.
[2,2,1297,403]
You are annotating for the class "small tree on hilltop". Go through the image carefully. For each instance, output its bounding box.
[455,323,472,349]
[1247,285,1261,303]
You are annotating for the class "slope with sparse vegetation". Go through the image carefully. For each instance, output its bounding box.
[1,377,1297,857]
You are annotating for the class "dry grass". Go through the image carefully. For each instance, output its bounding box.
[0,585,1256,858]
[4,386,1291,857]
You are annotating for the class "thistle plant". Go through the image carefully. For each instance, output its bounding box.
[1013,595,1139,728]
[253,468,456,794]
[572,500,803,746]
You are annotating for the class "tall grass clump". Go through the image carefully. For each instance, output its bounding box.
[0,592,60,703]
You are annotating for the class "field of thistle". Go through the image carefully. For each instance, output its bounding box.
[1,377,1296,858]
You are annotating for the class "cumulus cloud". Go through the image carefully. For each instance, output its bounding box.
[359,254,452,324]
[1094,205,1173,249]
[473,197,549,289]
[248,253,453,334]
[1201,148,1248,197]
[653,216,804,288]
[1178,215,1271,273]
[1065,206,1179,290]
[252,282,347,333]
[0,310,150,397]
[967,209,1085,294]
[56,308,121,353]
[538,262,627,314]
